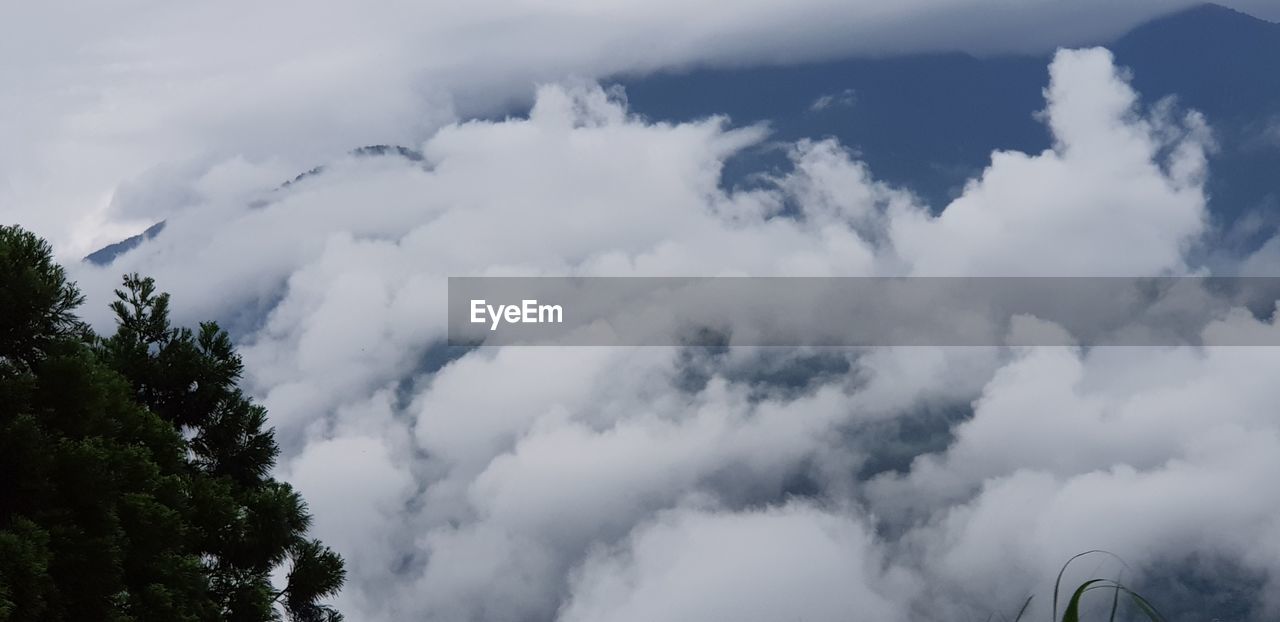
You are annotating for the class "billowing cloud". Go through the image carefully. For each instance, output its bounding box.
[559,503,915,622]
[890,48,1210,276]
[47,45,1280,622]
[869,318,1280,618]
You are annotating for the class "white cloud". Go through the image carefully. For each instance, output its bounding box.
[809,88,857,112]
[559,503,914,622]
[870,325,1280,618]
[0,0,1241,256]
[49,46,1280,622]
[284,432,418,617]
[890,48,1210,276]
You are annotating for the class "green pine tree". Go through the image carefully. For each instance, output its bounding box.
[0,225,345,621]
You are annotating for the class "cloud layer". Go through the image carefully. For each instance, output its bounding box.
[42,46,1280,622]
[5,0,1266,256]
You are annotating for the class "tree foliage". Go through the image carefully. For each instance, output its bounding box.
[0,225,344,621]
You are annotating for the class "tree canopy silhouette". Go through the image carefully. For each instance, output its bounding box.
[0,225,345,621]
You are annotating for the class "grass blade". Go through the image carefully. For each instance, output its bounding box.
[1012,596,1033,622]
[1107,580,1120,622]
[1062,579,1109,622]
[1053,550,1107,621]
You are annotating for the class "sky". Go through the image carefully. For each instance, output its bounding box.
[5,2,1280,621]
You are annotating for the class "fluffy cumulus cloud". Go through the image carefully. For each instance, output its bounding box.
[44,43,1280,622]
[559,503,915,622]
[891,49,1210,276]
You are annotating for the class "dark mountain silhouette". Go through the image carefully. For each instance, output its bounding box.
[83,220,166,266]
[1111,3,1280,244]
